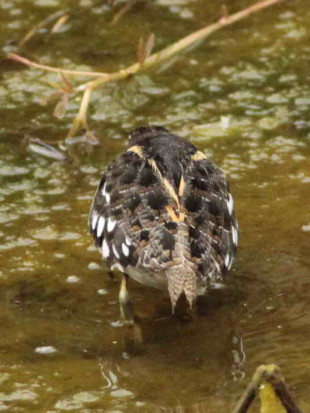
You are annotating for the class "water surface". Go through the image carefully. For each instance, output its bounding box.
[0,0,310,411]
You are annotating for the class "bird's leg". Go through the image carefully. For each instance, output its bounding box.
[119,273,134,324]
[119,274,143,352]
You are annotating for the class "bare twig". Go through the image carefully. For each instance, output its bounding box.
[8,53,108,77]
[69,0,284,137]
[8,0,284,138]
[268,368,304,413]
[67,87,91,137]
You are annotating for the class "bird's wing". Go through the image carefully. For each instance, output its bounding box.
[181,154,238,279]
[89,149,182,273]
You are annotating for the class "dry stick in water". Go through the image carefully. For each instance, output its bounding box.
[233,364,303,413]
[8,0,284,137]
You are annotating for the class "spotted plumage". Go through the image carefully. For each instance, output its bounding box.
[90,126,238,311]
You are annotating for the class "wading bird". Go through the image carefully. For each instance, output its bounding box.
[90,126,238,323]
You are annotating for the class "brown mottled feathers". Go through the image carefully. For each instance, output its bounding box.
[90,126,238,308]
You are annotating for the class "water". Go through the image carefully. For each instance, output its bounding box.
[0,0,310,411]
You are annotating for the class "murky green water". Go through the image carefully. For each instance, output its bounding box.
[0,0,310,411]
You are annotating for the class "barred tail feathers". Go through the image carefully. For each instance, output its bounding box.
[166,263,197,311]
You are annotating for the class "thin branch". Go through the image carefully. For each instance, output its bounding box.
[85,0,285,90]
[67,87,91,137]
[7,53,109,77]
[9,0,284,82]
[233,365,266,413]
[233,364,303,413]
[7,0,284,138]
[268,368,304,413]
[71,0,284,136]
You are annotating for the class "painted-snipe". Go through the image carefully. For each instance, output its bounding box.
[90,126,238,322]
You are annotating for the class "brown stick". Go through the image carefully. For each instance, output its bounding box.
[9,0,284,82]
[233,365,266,413]
[233,364,303,413]
[83,0,285,91]
[67,0,284,137]
[269,369,304,413]
[8,0,285,137]
[7,53,108,78]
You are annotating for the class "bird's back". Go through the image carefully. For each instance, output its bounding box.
[90,126,238,308]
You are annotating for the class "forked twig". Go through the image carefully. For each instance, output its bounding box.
[233,364,303,413]
[8,0,284,138]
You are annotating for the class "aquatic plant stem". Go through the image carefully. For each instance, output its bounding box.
[67,87,91,137]
[8,53,108,77]
[8,0,284,137]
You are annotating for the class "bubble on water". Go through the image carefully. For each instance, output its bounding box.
[88,262,101,270]
[54,253,65,259]
[54,398,84,410]
[97,289,108,295]
[110,321,122,328]
[136,401,146,407]
[180,8,193,19]
[66,276,80,283]
[301,225,310,232]
[110,389,134,398]
[73,391,100,403]
[80,166,98,174]
[35,346,57,355]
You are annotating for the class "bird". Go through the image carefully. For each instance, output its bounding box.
[89,125,238,322]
